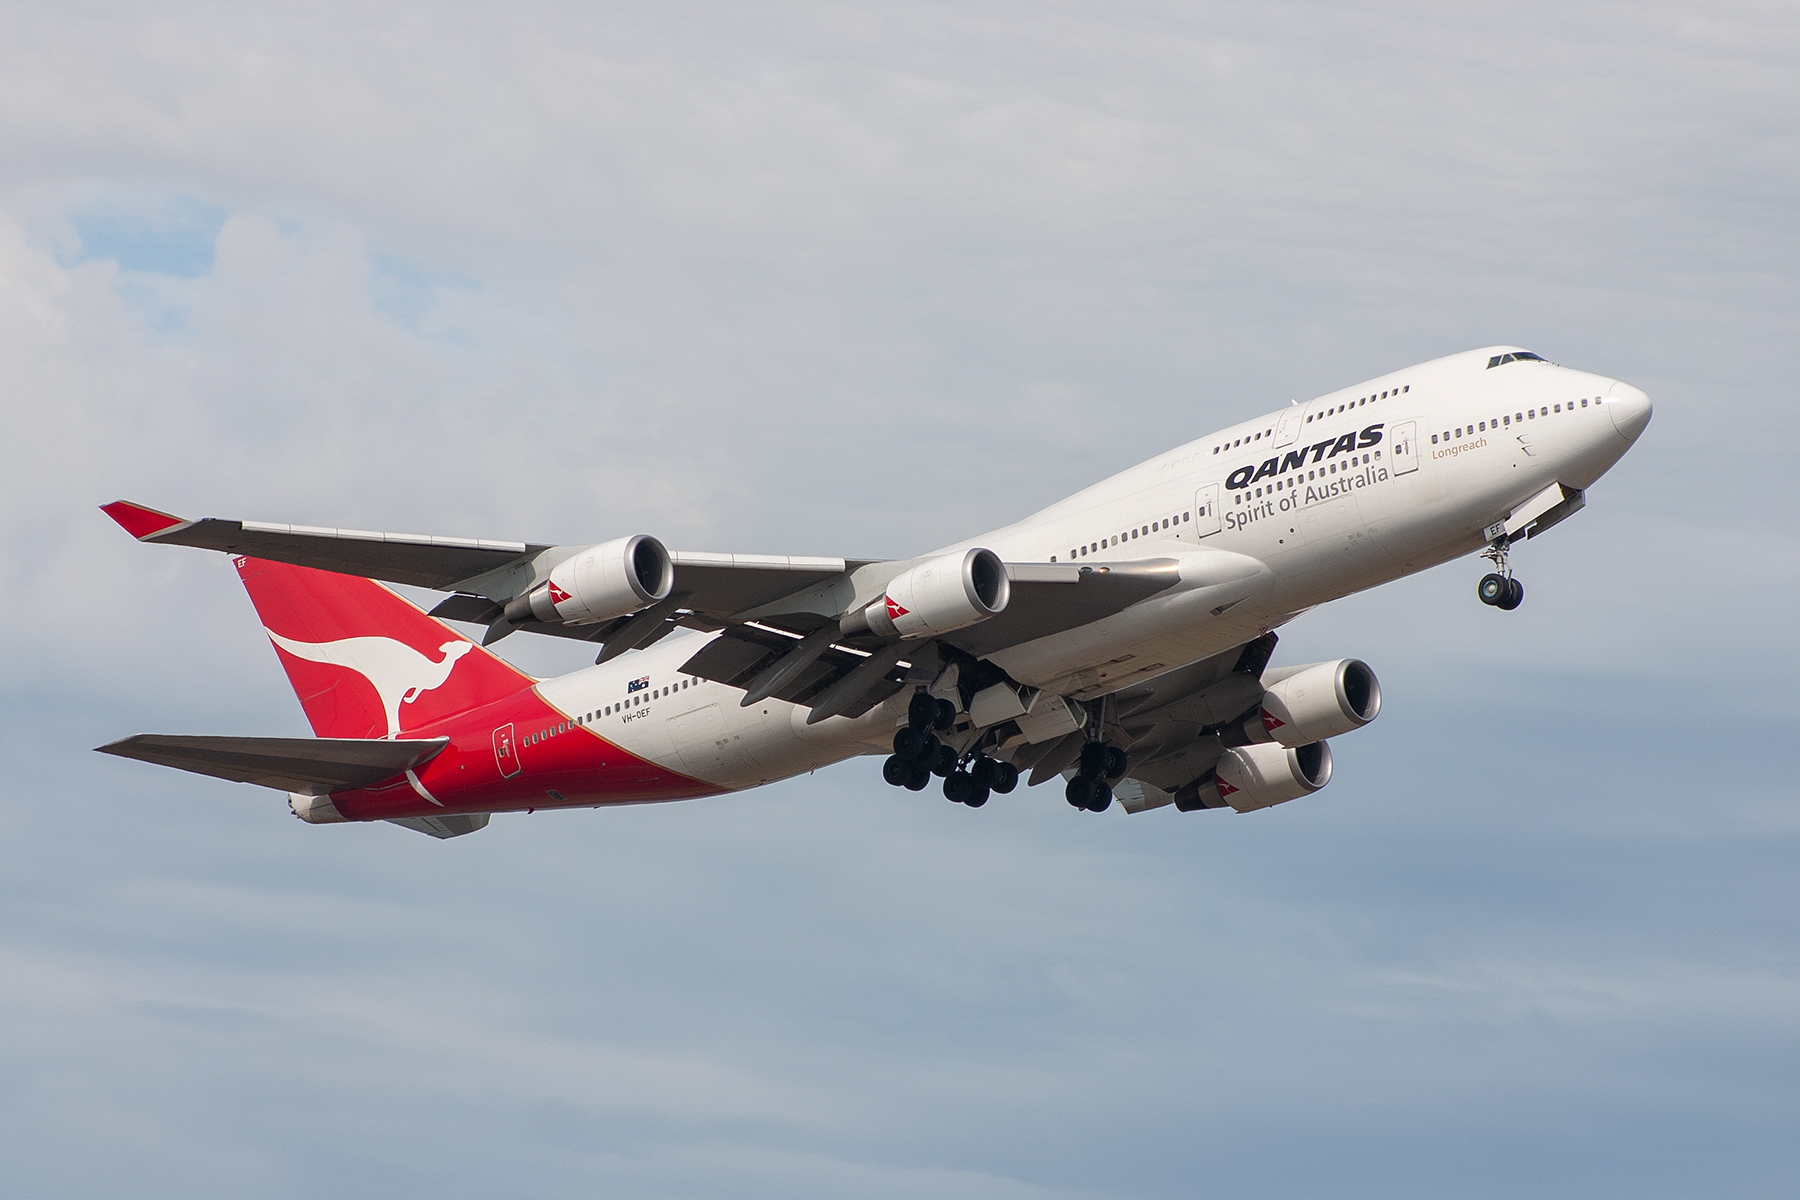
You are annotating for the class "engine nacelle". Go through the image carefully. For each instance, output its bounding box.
[509,535,673,626]
[857,548,1009,640]
[1237,659,1381,747]
[1177,741,1333,813]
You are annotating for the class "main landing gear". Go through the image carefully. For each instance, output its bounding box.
[1066,741,1128,813]
[1477,538,1524,611]
[881,690,1018,807]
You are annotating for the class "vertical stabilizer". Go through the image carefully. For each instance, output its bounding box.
[233,557,529,739]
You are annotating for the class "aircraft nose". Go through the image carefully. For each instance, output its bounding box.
[1606,382,1653,443]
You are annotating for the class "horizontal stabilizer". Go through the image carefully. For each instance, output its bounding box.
[95,734,450,795]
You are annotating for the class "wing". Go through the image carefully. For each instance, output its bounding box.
[102,501,1194,723]
[95,734,450,794]
[103,501,1183,659]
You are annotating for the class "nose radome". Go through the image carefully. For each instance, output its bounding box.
[1606,382,1652,443]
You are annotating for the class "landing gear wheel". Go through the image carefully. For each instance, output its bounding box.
[992,762,1019,794]
[1066,776,1100,809]
[1497,577,1524,610]
[903,765,931,791]
[969,756,999,789]
[965,786,990,808]
[894,727,937,763]
[1078,742,1110,779]
[944,771,976,804]
[882,755,912,787]
[908,691,938,729]
[931,743,958,777]
[1478,573,1509,606]
[933,699,957,732]
[1103,745,1129,780]
[1086,781,1113,813]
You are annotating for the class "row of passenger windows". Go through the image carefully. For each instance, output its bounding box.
[1303,385,1407,426]
[1429,397,1602,444]
[1235,451,1382,502]
[1050,512,1192,562]
[1207,385,1410,456]
[525,678,704,744]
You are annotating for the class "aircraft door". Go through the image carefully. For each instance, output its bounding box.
[1273,404,1306,448]
[492,723,522,778]
[1194,483,1222,537]
[1389,421,1419,476]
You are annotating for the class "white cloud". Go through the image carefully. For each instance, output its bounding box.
[1,1,1797,1195]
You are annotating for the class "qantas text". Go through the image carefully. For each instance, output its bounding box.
[1225,424,1385,490]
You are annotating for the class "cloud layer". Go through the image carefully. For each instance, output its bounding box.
[1,2,1796,1196]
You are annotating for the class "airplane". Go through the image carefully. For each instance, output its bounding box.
[96,345,1652,838]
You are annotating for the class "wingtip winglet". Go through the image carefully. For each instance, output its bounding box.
[101,500,186,540]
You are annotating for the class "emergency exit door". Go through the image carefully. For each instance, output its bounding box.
[1194,483,1221,537]
[1388,421,1419,475]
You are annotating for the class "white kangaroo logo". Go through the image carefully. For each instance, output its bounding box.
[267,631,476,739]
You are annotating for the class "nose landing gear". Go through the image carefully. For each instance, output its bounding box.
[1477,539,1525,611]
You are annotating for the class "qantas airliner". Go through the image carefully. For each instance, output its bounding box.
[98,346,1650,838]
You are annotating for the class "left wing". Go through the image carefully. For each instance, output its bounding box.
[103,501,1190,721]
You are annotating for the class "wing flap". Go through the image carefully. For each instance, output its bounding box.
[96,734,450,794]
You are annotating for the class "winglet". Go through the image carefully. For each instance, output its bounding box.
[101,500,186,540]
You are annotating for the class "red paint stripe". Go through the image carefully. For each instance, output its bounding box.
[101,500,185,539]
[326,690,720,822]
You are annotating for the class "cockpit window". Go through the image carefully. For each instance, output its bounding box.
[1487,351,1548,368]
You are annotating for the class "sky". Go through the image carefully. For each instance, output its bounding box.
[1,1,1797,1196]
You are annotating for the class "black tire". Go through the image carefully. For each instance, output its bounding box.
[1087,781,1113,812]
[908,691,938,730]
[965,786,990,808]
[933,698,957,731]
[1497,577,1525,610]
[993,762,1019,794]
[944,771,975,804]
[1066,776,1099,808]
[893,727,925,760]
[881,755,912,787]
[969,756,999,789]
[1478,573,1508,606]
[904,766,932,791]
[1078,742,1110,779]
[1104,745,1129,779]
[931,743,958,777]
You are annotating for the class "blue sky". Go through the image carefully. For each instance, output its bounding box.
[0,2,1796,1197]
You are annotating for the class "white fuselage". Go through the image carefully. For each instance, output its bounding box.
[534,346,1651,791]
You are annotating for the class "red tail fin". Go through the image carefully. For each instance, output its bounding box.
[233,557,529,739]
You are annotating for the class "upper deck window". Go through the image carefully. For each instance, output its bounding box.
[1487,351,1547,368]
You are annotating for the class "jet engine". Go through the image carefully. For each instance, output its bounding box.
[505,535,674,626]
[850,548,1010,640]
[1232,659,1381,748]
[1176,740,1333,813]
